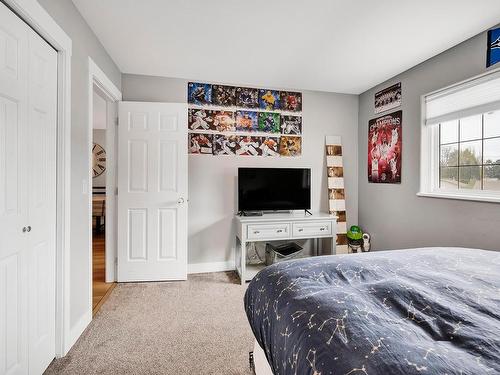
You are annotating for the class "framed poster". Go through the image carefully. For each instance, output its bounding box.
[212,111,235,132]
[258,112,280,133]
[236,136,262,156]
[280,91,302,112]
[212,85,236,106]
[487,27,500,67]
[235,87,259,108]
[188,133,213,154]
[213,135,238,155]
[374,82,401,114]
[258,89,280,111]
[235,111,258,132]
[281,115,302,135]
[260,136,280,156]
[188,108,215,131]
[188,82,212,105]
[368,111,402,183]
[279,136,302,156]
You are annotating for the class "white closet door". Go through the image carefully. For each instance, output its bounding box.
[0,3,29,374]
[26,29,57,375]
[0,2,57,374]
[117,102,188,282]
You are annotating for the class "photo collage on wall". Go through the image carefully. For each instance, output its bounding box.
[187,82,302,157]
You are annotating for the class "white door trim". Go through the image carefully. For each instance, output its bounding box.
[87,57,122,304]
[2,0,73,357]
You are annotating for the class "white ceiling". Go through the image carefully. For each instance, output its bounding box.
[73,0,500,94]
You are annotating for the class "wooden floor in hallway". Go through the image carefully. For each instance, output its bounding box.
[93,232,115,315]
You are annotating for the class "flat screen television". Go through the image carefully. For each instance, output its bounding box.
[238,167,311,212]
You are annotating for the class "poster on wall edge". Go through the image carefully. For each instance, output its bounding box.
[487,27,500,67]
[368,110,402,184]
[374,82,401,114]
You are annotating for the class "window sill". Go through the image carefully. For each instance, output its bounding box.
[417,191,500,204]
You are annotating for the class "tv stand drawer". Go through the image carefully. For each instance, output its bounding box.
[247,223,290,240]
[292,221,332,237]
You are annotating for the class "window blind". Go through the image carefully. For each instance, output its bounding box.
[424,69,500,125]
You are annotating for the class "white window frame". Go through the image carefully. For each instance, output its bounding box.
[419,68,500,204]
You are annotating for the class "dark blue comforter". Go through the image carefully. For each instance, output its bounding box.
[244,248,500,374]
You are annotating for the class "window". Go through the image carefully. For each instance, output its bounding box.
[420,70,500,203]
[439,113,500,191]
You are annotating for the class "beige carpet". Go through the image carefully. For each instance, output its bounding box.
[45,272,254,375]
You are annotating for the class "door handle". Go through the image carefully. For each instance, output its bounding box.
[177,197,185,204]
[27,226,31,232]
[22,227,27,233]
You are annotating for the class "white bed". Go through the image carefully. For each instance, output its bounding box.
[253,340,272,375]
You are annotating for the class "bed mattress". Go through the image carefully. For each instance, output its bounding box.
[244,247,500,374]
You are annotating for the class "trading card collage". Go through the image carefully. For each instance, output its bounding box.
[187,82,303,157]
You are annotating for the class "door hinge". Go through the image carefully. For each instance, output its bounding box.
[115,187,118,195]
[115,117,119,126]
[115,257,118,265]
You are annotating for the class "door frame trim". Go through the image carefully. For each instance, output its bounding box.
[2,0,73,357]
[87,57,122,308]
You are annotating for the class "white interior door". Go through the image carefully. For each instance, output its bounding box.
[118,102,188,282]
[0,3,29,373]
[26,28,57,375]
[0,3,57,374]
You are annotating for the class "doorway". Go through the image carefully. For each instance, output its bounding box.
[88,58,121,317]
[91,87,115,314]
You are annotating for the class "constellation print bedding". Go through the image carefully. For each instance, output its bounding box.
[244,248,500,374]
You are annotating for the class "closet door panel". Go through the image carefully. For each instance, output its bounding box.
[26,29,57,375]
[0,3,29,374]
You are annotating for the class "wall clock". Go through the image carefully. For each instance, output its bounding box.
[92,142,106,178]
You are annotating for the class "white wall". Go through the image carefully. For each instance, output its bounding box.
[122,74,359,266]
[93,90,107,129]
[38,0,121,332]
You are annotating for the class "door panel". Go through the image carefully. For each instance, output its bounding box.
[159,141,177,192]
[118,102,188,282]
[128,208,147,260]
[0,3,28,374]
[26,28,57,375]
[158,208,177,259]
[128,140,148,192]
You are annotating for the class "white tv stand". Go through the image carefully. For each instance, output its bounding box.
[234,212,337,284]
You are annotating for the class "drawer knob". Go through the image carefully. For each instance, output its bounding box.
[298,228,303,232]
[254,231,260,234]
[277,229,283,233]
[320,227,325,231]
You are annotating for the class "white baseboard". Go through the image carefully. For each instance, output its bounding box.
[188,260,235,274]
[65,311,91,355]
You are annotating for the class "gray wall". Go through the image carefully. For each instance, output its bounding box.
[122,74,359,266]
[39,0,122,328]
[358,28,500,251]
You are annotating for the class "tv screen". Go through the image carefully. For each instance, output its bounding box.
[238,168,311,211]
